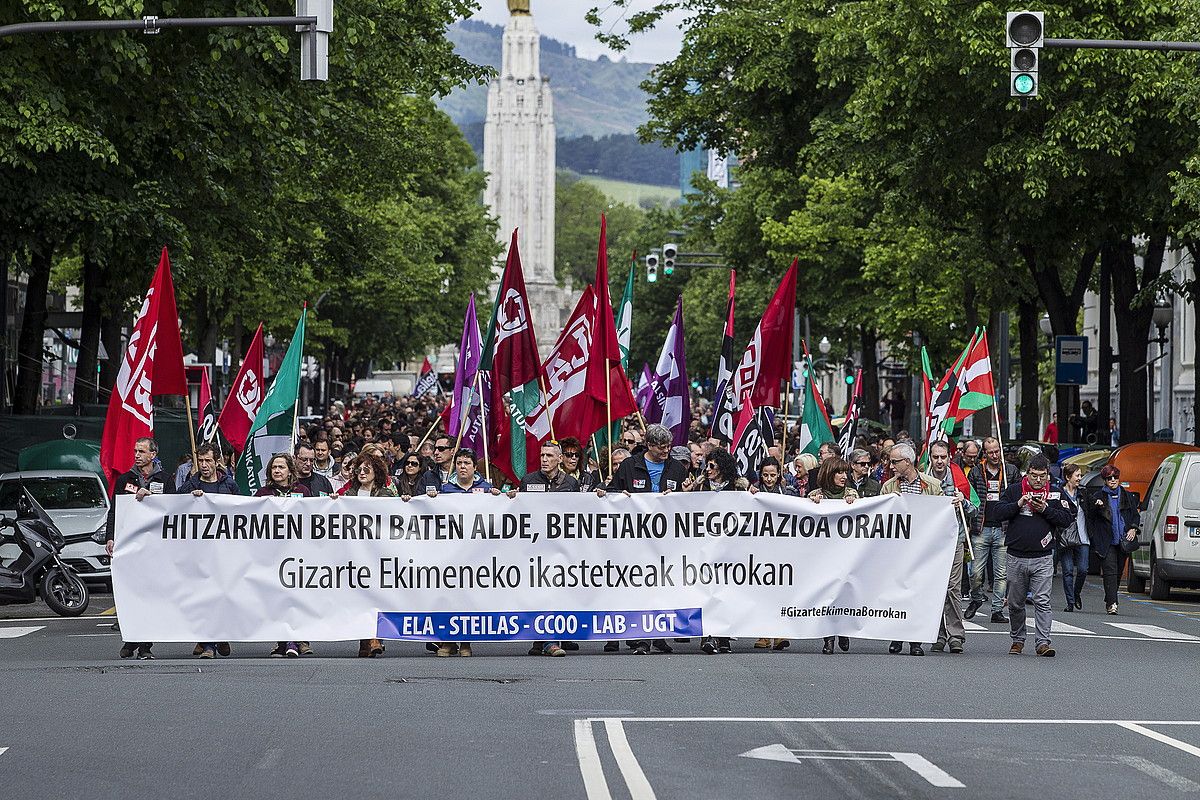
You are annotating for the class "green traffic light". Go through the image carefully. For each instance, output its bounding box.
[1013,73,1035,95]
[844,374,855,385]
[648,271,657,283]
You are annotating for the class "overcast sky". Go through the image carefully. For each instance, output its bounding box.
[469,1,686,64]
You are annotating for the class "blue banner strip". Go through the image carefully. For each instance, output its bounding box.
[376,608,703,641]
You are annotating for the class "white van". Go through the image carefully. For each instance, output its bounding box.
[1128,452,1200,599]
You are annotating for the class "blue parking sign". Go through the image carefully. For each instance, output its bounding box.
[1055,336,1088,385]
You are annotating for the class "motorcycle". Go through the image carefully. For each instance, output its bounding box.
[0,487,90,616]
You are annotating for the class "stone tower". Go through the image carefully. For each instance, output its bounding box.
[483,0,573,357]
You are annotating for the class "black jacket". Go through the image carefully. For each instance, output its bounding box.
[967,461,1022,534]
[519,470,580,492]
[608,453,688,493]
[177,470,239,495]
[990,482,1074,558]
[107,466,176,542]
[1084,487,1141,560]
[296,472,335,496]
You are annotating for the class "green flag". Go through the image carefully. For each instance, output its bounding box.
[797,356,834,456]
[235,308,306,494]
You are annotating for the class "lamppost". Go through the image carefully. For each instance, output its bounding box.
[1150,299,1173,437]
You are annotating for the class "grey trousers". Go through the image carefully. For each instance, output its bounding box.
[938,537,966,646]
[1007,553,1054,647]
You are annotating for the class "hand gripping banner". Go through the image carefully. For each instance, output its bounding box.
[111,492,958,644]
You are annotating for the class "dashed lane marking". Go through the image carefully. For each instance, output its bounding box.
[1049,620,1095,634]
[1107,623,1199,640]
[1118,722,1200,760]
[0,626,45,639]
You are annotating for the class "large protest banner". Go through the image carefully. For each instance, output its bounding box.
[111,492,958,644]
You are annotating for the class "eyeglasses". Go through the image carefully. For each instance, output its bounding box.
[434,445,451,451]
[405,461,421,468]
[621,438,637,445]
[1105,475,1121,481]
[705,462,717,469]
[562,451,580,458]
[357,466,373,473]
[888,457,907,465]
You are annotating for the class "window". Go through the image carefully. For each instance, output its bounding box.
[1182,463,1200,511]
[0,478,106,511]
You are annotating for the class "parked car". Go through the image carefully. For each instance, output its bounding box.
[1128,452,1200,600]
[1105,441,1200,501]
[1061,447,1113,471]
[0,471,110,586]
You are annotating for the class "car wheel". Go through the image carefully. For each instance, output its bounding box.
[1127,558,1147,593]
[1148,549,1171,601]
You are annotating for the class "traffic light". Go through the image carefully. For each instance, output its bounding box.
[298,0,333,81]
[843,358,856,385]
[662,243,678,276]
[1006,11,1043,98]
[646,253,659,283]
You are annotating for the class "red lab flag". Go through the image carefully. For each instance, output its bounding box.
[584,214,637,425]
[217,323,266,453]
[733,260,797,410]
[99,247,188,490]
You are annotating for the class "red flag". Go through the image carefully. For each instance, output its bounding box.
[526,287,600,443]
[584,214,637,422]
[99,248,188,490]
[217,323,266,453]
[734,260,797,410]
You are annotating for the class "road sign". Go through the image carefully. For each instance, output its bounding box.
[1055,335,1088,385]
[739,744,965,788]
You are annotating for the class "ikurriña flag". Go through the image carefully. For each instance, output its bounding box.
[99,247,188,490]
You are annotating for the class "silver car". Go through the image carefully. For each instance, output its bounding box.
[0,470,110,585]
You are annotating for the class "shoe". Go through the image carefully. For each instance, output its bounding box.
[909,644,925,656]
[838,637,850,652]
[964,599,983,619]
[754,638,772,649]
[366,638,384,657]
[773,638,791,651]
[888,641,903,654]
[717,638,732,654]
[1064,604,1074,613]
[562,641,579,651]
[700,638,716,654]
[458,644,471,657]
[603,641,619,653]
[1009,642,1024,655]
[1075,599,1082,610]
[651,639,673,654]
[296,642,311,657]
[1107,604,1118,615]
[137,646,154,660]
[217,642,232,657]
[425,642,439,653]
[436,644,452,657]
[544,644,566,657]
[1036,643,1056,657]
[528,644,542,656]
[822,638,834,655]
[991,612,1008,624]
[120,642,137,659]
[270,643,286,658]
[285,642,300,658]
[949,641,964,654]
[192,643,205,656]
[633,643,650,655]
[932,641,946,652]
[198,646,215,659]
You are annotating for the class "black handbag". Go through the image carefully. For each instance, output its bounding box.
[1120,534,1142,554]
[1058,522,1083,549]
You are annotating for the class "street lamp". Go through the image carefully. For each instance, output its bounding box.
[1150,299,1173,437]
[1039,313,1053,338]
[818,336,832,355]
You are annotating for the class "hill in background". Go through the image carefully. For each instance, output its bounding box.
[441,19,679,190]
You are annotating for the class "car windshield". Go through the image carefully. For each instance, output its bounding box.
[0,478,106,510]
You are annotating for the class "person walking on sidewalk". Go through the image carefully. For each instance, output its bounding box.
[990,455,1073,657]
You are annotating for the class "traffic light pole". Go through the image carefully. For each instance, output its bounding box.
[1044,37,1200,52]
[0,16,318,39]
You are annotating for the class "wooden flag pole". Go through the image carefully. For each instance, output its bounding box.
[480,397,492,486]
[537,373,556,442]
[605,370,613,478]
[414,416,441,450]
[453,370,482,453]
[183,389,199,476]
[781,379,790,459]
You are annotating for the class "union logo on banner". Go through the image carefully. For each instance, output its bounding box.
[114,289,158,427]
[236,370,261,416]
[734,328,762,407]
[493,288,530,347]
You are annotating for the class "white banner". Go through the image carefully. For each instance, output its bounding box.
[111,492,958,643]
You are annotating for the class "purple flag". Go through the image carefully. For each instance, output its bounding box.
[458,372,490,456]
[635,363,654,416]
[443,296,482,438]
[646,296,690,446]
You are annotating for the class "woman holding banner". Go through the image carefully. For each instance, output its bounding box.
[255,455,311,659]
[749,457,796,651]
[808,457,858,655]
[694,448,746,654]
[336,452,395,657]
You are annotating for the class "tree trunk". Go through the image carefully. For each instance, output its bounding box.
[1111,235,1167,443]
[1017,297,1040,440]
[73,254,103,408]
[98,312,124,406]
[13,244,54,414]
[859,325,879,430]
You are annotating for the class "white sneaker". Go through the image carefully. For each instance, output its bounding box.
[1106,604,1118,615]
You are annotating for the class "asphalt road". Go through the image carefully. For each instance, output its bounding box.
[3,578,1200,799]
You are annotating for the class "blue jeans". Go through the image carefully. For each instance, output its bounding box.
[1060,545,1088,606]
[970,526,1007,614]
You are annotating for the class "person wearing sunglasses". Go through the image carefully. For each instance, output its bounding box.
[692,448,746,654]
[420,435,457,493]
[749,456,795,652]
[392,451,428,500]
[556,436,593,492]
[1084,465,1141,615]
[338,451,396,658]
[847,448,880,498]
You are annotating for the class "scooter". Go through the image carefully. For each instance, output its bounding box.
[0,487,90,616]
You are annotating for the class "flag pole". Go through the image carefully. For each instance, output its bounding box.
[183,387,199,476]
[414,417,441,450]
[454,371,481,453]
[537,373,556,441]
[480,385,492,486]
[605,370,613,478]
[781,379,790,459]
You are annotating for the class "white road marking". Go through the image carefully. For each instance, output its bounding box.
[591,717,1200,725]
[1050,620,1094,634]
[0,626,44,638]
[573,720,613,800]
[0,747,7,757]
[603,719,657,800]
[739,744,799,763]
[0,614,109,623]
[1117,755,1200,792]
[890,752,966,788]
[1118,723,1200,760]
[67,633,120,637]
[963,620,987,631]
[1107,623,1199,640]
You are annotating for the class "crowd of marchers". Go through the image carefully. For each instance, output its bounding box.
[105,393,1140,663]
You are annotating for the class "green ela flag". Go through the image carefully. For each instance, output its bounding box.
[236,308,306,494]
[797,355,834,456]
[592,258,636,458]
